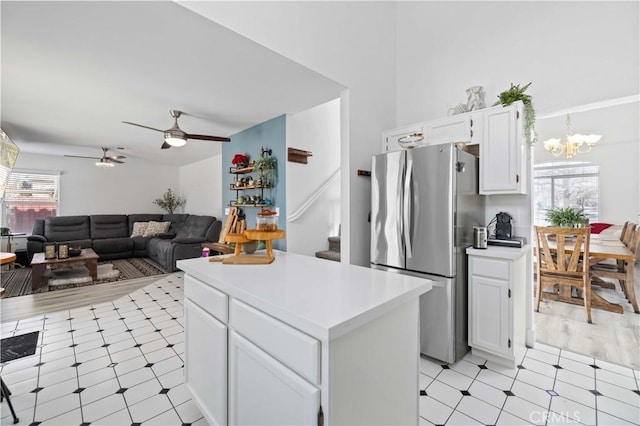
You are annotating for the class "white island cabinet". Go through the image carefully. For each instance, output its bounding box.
[177,252,431,426]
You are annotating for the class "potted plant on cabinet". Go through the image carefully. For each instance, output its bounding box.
[494,82,537,146]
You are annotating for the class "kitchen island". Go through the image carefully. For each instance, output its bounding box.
[177,251,431,426]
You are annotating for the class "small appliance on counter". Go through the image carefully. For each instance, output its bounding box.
[486,211,526,248]
[495,212,513,240]
[473,227,487,249]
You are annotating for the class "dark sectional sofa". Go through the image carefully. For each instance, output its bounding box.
[27,213,222,272]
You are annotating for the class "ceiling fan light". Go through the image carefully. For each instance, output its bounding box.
[95,160,114,168]
[165,136,186,147]
[164,130,187,147]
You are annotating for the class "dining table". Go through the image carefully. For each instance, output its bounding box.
[540,233,638,315]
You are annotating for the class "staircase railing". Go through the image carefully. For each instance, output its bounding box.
[287,168,340,223]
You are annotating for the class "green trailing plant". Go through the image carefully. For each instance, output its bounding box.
[253,156,277,187]
[494,82,538,146]
[153,188,186,213]
[545,207,588,227]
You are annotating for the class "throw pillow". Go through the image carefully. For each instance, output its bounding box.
[130,221,149,238]
[143,221,171,237]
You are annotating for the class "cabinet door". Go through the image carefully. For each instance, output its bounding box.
[480,103,525,194]
[469,111,484,146]
[184,299,227,426]
[382,124,423,152]
[229,331,320,426]
[424,115,471,145]
[469,275,510,357]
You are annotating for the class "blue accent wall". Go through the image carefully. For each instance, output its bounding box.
[222,115,286,251]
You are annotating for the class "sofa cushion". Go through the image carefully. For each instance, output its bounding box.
[144,221,171,237]
[91,215,129,239]
[128,214,163,235]
[44,216,91,242]
[162,214,189,234]
[92,237,134,255]
[176,215,215,238]
[130,222,150,237]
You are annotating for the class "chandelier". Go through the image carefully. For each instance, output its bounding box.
[542,114,601,159]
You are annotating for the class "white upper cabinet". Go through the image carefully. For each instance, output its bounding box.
[382,101,527,195]
[423,114,471,145]
[480,102,526,194]
[381,123,423,152]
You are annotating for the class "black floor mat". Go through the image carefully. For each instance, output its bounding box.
[1,331,39,363]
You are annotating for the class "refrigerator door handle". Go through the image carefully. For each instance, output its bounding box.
[403,156,413,259]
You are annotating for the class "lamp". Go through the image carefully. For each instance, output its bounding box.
[95,159,114,168]
[543,115,601,159]
[164,129,187,147]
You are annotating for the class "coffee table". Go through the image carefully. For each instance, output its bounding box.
[31,248,99,292]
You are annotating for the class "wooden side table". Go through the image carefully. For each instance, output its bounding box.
[209,229,285,264]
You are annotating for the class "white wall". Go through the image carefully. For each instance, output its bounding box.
[535,102,640,225]
[14,153,181,215]
[180,1,398,267]
[286,98,341,257]
[179,147,224,218]
[395,2,639,125]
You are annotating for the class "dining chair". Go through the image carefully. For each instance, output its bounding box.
[534,226,593,323]
[590,227,640,312]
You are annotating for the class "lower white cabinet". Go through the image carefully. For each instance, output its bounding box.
[469,273,510,357]
[184,299,228,425]
[228,331,320,425]
[467,246,528,367]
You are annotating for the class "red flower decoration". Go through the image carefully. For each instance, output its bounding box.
[231,154,248,165]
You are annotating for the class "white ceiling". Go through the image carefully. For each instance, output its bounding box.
[1,1,345,166]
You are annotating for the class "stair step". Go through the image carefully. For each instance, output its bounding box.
[328,236,341,253]
[315,250,341,262]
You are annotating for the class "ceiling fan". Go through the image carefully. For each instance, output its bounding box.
[122,110,231,149]
[65,147,126,168]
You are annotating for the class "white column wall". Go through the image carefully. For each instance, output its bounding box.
[179,147,224,218]
[286,98,341,257]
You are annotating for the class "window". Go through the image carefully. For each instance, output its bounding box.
[533,162,599,225]
[1,170,60,234]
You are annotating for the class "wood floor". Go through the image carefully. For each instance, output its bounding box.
[0,274,172,323]
[535,262,640,369]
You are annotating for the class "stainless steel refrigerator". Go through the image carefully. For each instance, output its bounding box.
[370,143,484,364]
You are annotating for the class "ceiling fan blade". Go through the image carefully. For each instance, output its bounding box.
[161,141,172,150]
[106,158,125,164]
[106,155,126,160]
[65,155,100,160]
[122,121,164,133]
[186,133,231,142]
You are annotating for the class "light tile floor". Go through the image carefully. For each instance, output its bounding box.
[1,273,639,425]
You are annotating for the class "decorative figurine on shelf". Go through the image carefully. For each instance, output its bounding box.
[231,154,249,169]
[466,86,486,111]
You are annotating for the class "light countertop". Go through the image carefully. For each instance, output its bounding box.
[466,244,531,260]
[177,251,431,341]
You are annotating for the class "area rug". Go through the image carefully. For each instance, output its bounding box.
[0,258,168,298]
[1,331,40,363]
